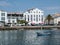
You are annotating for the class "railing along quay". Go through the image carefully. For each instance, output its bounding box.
[0,26,60,30]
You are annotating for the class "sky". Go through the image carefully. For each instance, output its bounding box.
[0,0,60,16]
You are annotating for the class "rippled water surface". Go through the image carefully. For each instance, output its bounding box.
[0,29,60,45]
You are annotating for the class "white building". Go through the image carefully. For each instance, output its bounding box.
[0,11,24,27]
[0,10,7,23]
[0,10,7,26]
[53,13,60,24]
[23,8,44,25]
[7,12,24,26]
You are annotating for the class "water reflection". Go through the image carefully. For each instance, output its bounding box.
[0,30,60,45]
[0,30,24,45]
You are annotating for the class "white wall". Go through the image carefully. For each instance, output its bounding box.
[7,17,17,23]
[24,8,44,24]
[7,14,24,24]
[54,17,60,24]
[0,10,8,23]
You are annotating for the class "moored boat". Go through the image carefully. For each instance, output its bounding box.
[37,31,51,36]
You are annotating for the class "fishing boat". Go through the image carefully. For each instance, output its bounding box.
[37,31,51,36]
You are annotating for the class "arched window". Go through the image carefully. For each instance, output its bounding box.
[25,15,26,21]
[36,15,38,22]
[28,15,29,21]
[31,15,32,21]
[41,15,43,22]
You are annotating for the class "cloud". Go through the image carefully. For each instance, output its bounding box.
[0,1,11,6]
[45,7,60,10]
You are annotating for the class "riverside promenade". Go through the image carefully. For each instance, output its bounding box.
[0,25,60,30]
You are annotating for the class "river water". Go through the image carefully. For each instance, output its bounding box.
[0,29,60,45]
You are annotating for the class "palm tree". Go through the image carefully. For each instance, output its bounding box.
[45,14,53,25]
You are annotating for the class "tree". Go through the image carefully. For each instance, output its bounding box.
[45,14,54,24]
[17,20,25,24]
[17,20,28,25]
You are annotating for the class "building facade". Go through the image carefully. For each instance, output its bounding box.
[0,11,24,27]
[23,8,44,25]
[0,10,7,26]
[0,10,7,23]
[53,13,60,24]
[0,8,44,26]
[7,12,23,26]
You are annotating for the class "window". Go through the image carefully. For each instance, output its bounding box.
[34,15,35,17]
[12,20,15,23]
[34,15,35,21]
[28,15,29,21]
[39,18,40,21]
[34,12,35,13]
[1,17,5,21]
[8,20,10,23]
[41,15,43,22]
[39,12,40,13]
[39,15,40,17]
[39,15,40,21]
[25,15,26,20]
[31,15,32,21]
[36,15,38,22]
[34,19,35,21]
[1,13,5,16]
[8,17,10,19]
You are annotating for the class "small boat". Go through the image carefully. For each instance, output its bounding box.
[37,31,51,36]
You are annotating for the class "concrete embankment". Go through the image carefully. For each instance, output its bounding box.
[0,26,60,30]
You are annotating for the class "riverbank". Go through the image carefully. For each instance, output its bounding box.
[0,26,60,30]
